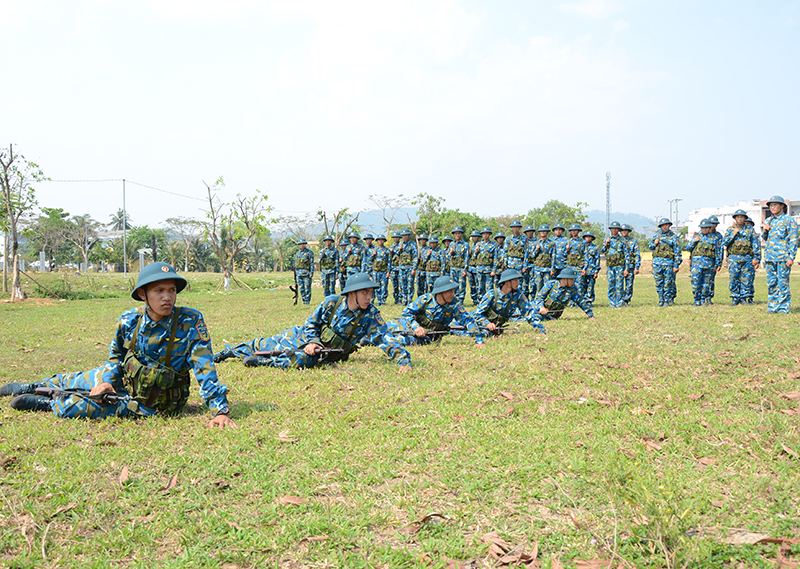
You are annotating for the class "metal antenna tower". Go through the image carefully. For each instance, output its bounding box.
[605,172,611,232]
[668,198,682,227]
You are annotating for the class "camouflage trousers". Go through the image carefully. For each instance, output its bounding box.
[43,367,155,420]
[468,269,480,305]
[623,272,635,303]
[475,270,493,301]
[296,270,312,304]
[583,274,597,305]
[321,270,337,296]
[450,268,468,303]
[653,263,677,304]
[533,270,551,299]
[690,266,714,304]
[391,269,401,304]
[396,267,415,305]
[416,271,428,298]
[426,272,441,293]
[373,270,389,305]
[728,259,753,302]
[606,267,625,308]
[746,262,756,300]
[223,325,318,368]
[765,261,792,313]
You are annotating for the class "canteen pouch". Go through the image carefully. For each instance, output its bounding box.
[295,256,311,270]
[729,239,753,256]
[320,256,335,270]
[507,244,524,259]
[692,242,715,258]
[346,254,361,268]
[652,243,675,259]
[606,252,624,267]
[373,258,388,272]
[534,253,551,268]
[566,253,584,267]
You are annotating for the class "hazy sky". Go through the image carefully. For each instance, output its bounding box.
[2,0,798,228]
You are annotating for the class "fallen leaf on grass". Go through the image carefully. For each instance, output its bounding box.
[687,393,704,400]
[780,443,798,459]
[278,496,308,506]
[700,420,710,428]
[402,512,453,534]
[481,531,538,566]
[212,480,230,489]
[698,457,715,467]
[755,537,800,546]
[644,439,663,452]
[50,503,76,519]
[276,430,299,443]
[569,508,583,529]
[119,466,129,485]
[780,409,798,416]
[711,501,724,508]
[163,474,178,491]
[575,561,615,569]
[226,520,245,531]
[787,373,800,380]
[19,348,35,353]
[781,391,800,400]
[631,407,652,416]
[94,342,107,347]
[299,535,329,543]
[499,391,514,401]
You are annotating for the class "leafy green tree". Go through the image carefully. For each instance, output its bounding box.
[164,216,202,271]
[108,208,132,230]
[61,214,101,269]
[25,207,71,267]
[126,226,170,264]
[522,200,590,230]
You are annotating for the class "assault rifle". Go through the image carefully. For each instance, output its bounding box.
[254,348,346,357]
[245,347,347,367]
[35,387,131,404]
[395,325,511,337]
[290,268,299,305]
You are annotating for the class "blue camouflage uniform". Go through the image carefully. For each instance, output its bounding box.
[685,225,723,305]
[387,292,485,346]
[223,294,411,368]
[649,221,682,306]
[341,238,366,288]
[318,239,340,296]
[602,225,630,308]
[395,234,418,305]
[415,237,430,299]
[361,237,377,275]
[533,278,595,320]
[472,287,546,335]
[448,231,471,303]
[550,227,568,278]
[706,215,723,300]
[390,235,402,304]
[622,228,641,305]
[582,235,601,306]
[722,214,761,305]
[422,241,445,293]
[504,224,528,276]
[468,232,482,304]
[521,226,537,297]
[48,306,230,419]
[370,238,392,305]
[744,218,760,302]
[293,246,315,304]
[473,231,498,300]
[565,226,587,301]
[762,202,799,313]
[530,230,554,297]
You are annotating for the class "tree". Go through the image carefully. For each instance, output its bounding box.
[164,216,202,271]
[203,177,273,290]
[246,226,274,272]
[412,193,445,236]
[0,145,46,300]
[108,208,132,230]
[127,226,169,264]
[317,207,360,247]
[523,200,590,230]
[60,214,101,269]
[368,193,410,233]
[274,214,321,243]
[25,207,71,268]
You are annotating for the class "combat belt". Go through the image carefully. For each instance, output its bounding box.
[605,251,625,268]
[295,256,311,270]
[728,239,753,256]
[121,307,190,415]
[310,296,367,363]
[652,242,675,259]
[567,253,584,267]
[692,242,715,258]
[426,258,442,272]
[534,252,551,268]
[543,296,566,319]
[346,253,362,267]
[506,244,524,259]
[320,256,336,270]
[373,258,389,272]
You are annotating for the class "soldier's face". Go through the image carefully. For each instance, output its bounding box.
[393,237,400,243]
[324,240,333,247]
[471,236,479,242]
[299,244,306,249]
[584,237,594,244]
[701,227,712,235]
[734,216,746,227]
[482,233,491,241]
[769,203,783,215]
[377,239,386,246]
[524,231,533,238]
[351,288,373,310]
[365,239,373,246]
[402,235,411,242]
[512,228,521,236]
[453,232,463,240]
[610,228,620,236]
[350,237,358,244]
[538,232,548,239]
[508,278,519,291]
[495,238,504,245]
[659,224,671,233]
[621,230,630,237]
[140,279,177,320]
[436,289,456,304]
[554,228,564,236]
[569,230,580,238]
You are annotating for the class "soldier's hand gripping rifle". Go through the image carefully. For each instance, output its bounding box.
[290,267,299,306]
[244,347,347,367]
[395,325,510,338]
[35,387,132,404]
[254,348,346,357]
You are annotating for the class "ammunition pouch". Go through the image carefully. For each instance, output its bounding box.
[507,244,524,259]
[544,297,565,319]
[295,256,311,270]
[606,252,624,267]
[729,240,753,256]
[320,257,335,270]
[534,253,551,268]
[567,253,584,267]
[692,242,715,258]
[373,259,389,272]
[450,256,465,269]
[416,308,449,333]
[398,253,412,266]
[426,259,442,272]
[478,251,494,266]
[318,326,354,362]
[346,254,361,268]
[653,243,675,259]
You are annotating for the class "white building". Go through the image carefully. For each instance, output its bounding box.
[685,199,800,237]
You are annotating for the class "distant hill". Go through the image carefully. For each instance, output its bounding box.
[585,210,658,236]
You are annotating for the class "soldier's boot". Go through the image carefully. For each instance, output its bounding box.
[0,382,45,397]
[213,349,235,363]
[10,394,52,412]
[243,355,271,367]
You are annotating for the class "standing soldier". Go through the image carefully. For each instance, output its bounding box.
[415,234,430,299]
[468,229,482,305]
[531,224,554,298]
[522,224,537,297]
[448,227,470,303]
[493,231,507,287]
[744,217,760,303]
[474,227,498,300]
[550,223,568,279]
[372,234,392,305]
[441,235,453,276]
[762,195,799,313]
[707,215,724,302]
[342,232,366,289]
[361,233,377,275]
[649,218,682,307]
[504,220,528,285]
[390,232,402,304]
[603,221,629,308]
[686,219,722,305]
[338,238,349,290]
[423,235,444,292]
[620,224,641,306]
[582,231,601,306]
[319,235,339,296]
[293,239,315,305]
[396,229,418,305]
[565,223,587,300]
[723,209,761,306]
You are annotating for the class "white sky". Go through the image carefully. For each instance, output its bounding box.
[2,0,798,228]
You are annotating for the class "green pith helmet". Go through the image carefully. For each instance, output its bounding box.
[552,223,565,231]
[451,226,465,234]
[132,262,187,301]
[733,209,747,218]
[418,234,428,241]
[296,238,307,245]
[609,221,622,230]
[400,229,412,236]
[376,234,387,241]
[568,223,582,231]
[745,217,755,225]
[583,231,596,240]
[323,235,334,242]
[657,218,672,228]
[392,232,401,239]
[537,224,551,233]
[429,235,439,243]
[348,232,360,240]
[470,230,481,238]
[497,268,522,284]
[509,219,522,228]
[364,232,375,240]
[340,273,380,294]
[766,195,787,206]
[523,224,535,233]
[557,266,579,279]
[480,226,493,234]
[494,232,505,240]
[621,224,631,232]
[708,215,719,224]
[442,235,452,242]
[699,219,713,228]
[432,275,459,295]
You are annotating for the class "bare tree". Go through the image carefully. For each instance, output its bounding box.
[164,216,202,271]
[60,214,100,269]
[274,214,322,242]
[318,207,360,246]
[202,177,272,290]
[368,193,410,233]
[0,145,45,300]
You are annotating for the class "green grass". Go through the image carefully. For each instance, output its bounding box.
[1,272,799,568]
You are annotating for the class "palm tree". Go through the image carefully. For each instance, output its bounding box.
[108,209,132,231]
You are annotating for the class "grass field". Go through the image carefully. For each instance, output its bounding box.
[1,271,799,568]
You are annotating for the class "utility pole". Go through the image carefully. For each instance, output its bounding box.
[605,172,611,233]
[668,198,682,227]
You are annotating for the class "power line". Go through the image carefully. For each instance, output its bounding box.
[46,178,206,202]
